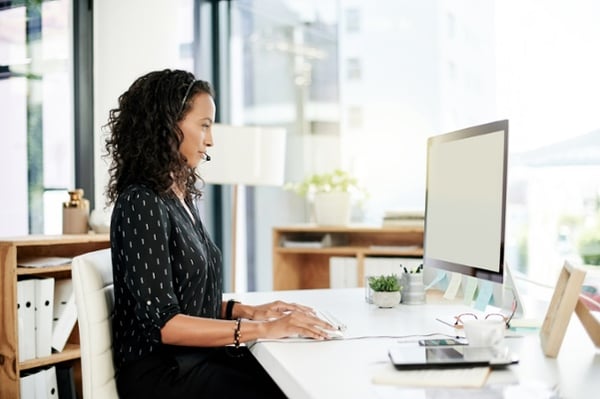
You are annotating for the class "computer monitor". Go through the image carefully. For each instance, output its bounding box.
[423,120,521,315]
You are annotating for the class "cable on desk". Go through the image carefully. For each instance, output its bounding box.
[248,332,466,348]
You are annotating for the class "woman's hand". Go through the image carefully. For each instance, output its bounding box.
[249,300,314,321]
[234,300,337,340]
[260,310,334,340]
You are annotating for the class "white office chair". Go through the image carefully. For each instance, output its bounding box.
[72,248,119,399]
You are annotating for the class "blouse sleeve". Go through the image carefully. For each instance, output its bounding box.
[114,188,180,342]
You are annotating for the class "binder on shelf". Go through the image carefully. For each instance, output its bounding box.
[17,279,37,362]
[20,372,36,399]
[52,279,77,352]
[329,257,358,288]
[35,366,59,399]
[35,277,55,358]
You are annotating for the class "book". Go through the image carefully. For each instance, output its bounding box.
[382,209,425,228]
[18,257,72,268]
[281,233,348,248]
[372,364,491,388]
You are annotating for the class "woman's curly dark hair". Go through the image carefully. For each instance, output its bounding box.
[104,69,214,205]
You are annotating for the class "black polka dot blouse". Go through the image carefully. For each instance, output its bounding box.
[110,184,223,371]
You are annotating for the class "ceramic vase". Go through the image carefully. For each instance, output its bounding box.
[372,291,401,308]
[313,192,351,226]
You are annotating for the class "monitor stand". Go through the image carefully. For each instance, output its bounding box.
[489,263,525,319]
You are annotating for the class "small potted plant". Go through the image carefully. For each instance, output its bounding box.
[285,169,366,226]
[368,274,401,308]
[579,229,600,265]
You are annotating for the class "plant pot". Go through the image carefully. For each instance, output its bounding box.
[372,291,401,308]
[313,192,351,226]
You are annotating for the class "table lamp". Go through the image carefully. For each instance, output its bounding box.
[200,123,287,292]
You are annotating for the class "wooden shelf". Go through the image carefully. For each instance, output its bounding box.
[20,344,81,371]
[272,225,424,290]
[276,246,423,256]
[17,264,73,276]
[0,234,110,399]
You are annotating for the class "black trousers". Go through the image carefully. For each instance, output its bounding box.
[116,347,287,399]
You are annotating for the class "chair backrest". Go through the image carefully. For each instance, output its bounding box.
[72,248,119,399]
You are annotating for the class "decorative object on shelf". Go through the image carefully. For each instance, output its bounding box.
[62,189,90,234]
[89,207,112,234]
[285,169,366,226]
[400,264,426,304]
[368,274,401,308]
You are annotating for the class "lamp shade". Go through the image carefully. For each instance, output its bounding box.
[200,124,287,186]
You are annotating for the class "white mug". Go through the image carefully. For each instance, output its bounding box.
[462,319,505,347]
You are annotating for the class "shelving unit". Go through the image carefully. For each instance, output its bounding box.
[272,225,424,290]
[0,234,110,399]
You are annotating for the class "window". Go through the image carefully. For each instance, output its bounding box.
[227,0,600,289]
[345,8,361,33]
[346,105,363,128]
[346,57,361,80]
[0,0,73,235]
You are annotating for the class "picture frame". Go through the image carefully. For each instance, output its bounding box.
[540,261,600,357]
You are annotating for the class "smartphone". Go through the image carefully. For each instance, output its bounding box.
[418,338,467,346]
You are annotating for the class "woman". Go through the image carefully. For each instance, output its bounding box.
[104,69,333,398]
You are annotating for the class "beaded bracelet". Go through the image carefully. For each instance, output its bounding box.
[233,318,242,349]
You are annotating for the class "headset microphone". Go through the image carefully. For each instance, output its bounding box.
[204,153,211,162]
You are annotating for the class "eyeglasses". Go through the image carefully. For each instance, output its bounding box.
[179,80,196,115]
[453,299,517,329]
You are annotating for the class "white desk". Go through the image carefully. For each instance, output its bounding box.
[229,288,600,399]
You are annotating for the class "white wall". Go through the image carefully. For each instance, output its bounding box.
[93,0,180,208]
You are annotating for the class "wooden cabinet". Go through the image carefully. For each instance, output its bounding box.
[0,234,110,399]
[272,225,423,290]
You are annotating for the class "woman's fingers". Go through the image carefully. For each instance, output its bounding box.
[268,310,335,339]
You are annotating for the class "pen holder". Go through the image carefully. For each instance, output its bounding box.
[400,272,425,304]
[364,276,374,303]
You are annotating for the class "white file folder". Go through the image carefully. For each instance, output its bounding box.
[17,279,37,361]
[20,372,36,399]
[51,279,77,352]
[35,278,55,357]
[329,257,358,288]
[34,366,59,399]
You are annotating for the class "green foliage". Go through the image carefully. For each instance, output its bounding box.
[578,211,600,266]
[285,169,365,198]
[579,229,600,265]
[368,274,401,292]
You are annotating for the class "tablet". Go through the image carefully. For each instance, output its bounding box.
[388,345,519,370]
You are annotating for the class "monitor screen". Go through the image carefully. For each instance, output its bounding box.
[423,120,508,283]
